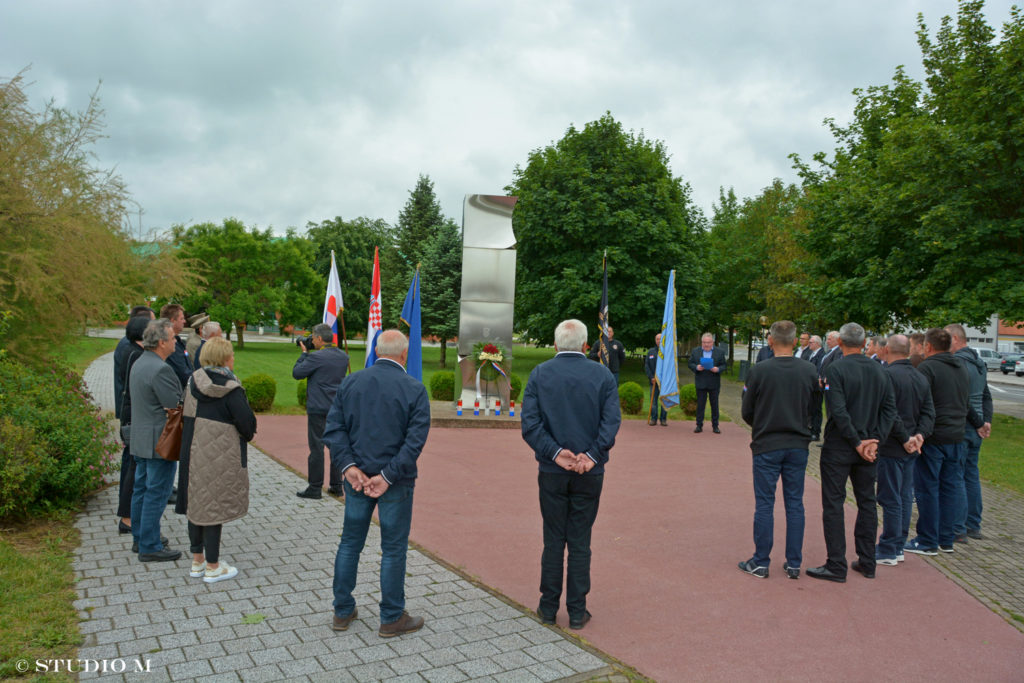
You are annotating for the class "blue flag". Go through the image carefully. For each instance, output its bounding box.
[654,270,679,410]
[400,267,422,381]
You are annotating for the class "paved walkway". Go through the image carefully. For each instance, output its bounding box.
[78,353,613,682]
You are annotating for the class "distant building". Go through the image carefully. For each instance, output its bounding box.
[963,315,1024,353]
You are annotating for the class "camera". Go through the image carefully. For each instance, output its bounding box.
[296,336,315,351]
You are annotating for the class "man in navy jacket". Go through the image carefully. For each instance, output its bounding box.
[522,319,621,630]
[688,333,728,433]
[323,330,430,638]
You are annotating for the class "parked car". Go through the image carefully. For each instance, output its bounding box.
[1002,353,1023,374]
[971,347,1002,372]
[1017,359,1024,377]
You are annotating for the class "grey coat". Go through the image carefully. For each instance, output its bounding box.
[129,350,185,459]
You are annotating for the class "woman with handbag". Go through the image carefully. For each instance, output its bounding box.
[175,337,257,583]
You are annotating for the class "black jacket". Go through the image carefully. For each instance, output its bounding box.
[688,347,727,390]
[166,335,192,388]
[292,346,350,415]
[823,353,897,454]
[522,352,621,475]
[881,360,935,459]
[918,352,982,445]
[323,358,430,488]
[588,338,626,374]
[954,347,993,444]
[741,356,819,454]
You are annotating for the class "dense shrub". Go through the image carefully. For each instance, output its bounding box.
[0,360,118,518]
[680,383,698,416]
[509,373,523,402]
[242,373,276,412]
[430,371,455,401]
[618,381,645,415]
[297,378,307,409]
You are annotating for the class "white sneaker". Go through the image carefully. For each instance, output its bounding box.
[190,561,207,578]
[203,562,239,583]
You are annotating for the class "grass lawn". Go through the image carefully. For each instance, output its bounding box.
[980,414,1024,495]
[58,336,120,374]
[0,516,81,680]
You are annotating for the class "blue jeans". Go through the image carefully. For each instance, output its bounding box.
[914,443,966,547]
[130,456,177,554]
[876,456,915,558]
[333,480,414,625]
[751,449,808,568]
[955,437,983,534]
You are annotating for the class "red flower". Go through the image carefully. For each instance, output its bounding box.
[483,344,499,354]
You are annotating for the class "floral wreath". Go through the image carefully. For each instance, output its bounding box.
[472,340,510,382]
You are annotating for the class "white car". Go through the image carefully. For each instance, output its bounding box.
[1016,359,1024,377]
[971,347,1002,372]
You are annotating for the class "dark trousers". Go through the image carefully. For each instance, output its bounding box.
[187,522,223,564]
[117,444,136,518]
[876,456,915,559]
[809,390,824,438]
[306,412,339,489]
[820,450,877,574]
[648,381,667,423]
[696,387,720,427]
[537,472,603,620]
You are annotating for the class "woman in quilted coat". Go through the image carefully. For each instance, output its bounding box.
[175,337,257,583]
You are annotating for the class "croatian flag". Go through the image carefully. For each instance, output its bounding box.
[323,250,344,346]
[365,246,383,367]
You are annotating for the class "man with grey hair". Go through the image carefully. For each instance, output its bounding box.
[944,323,992,541]
[522,319,621,630]
[294,322,350,499]
[866,336,888,364]
[323,329,429,637]
[129,318,185,562]
[807,322,897,583]
[875,334,934,565]
[192,321,222,372]
[688,333,727,433]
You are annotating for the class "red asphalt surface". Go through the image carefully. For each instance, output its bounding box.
[254,416,1024,682]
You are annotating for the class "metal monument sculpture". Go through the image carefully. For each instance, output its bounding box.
[457,194,518,412]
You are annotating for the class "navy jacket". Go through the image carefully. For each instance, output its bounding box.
[323,358,430,488]
[521,352,621,475]
[166,335,192,388]
[292,346,350,415]
[688,347,727,390]
[881,359,935,459]
[954,347,993,445]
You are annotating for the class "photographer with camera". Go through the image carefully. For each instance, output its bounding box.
[293,323,350,499]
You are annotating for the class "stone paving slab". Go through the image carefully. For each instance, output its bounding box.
[78,352,614,682]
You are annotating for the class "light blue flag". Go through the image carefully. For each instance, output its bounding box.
[654,270,679,410]
[400,267,422,381]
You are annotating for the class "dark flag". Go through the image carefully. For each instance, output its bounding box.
[597,251,610,366]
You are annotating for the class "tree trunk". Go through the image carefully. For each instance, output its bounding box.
[235,321,246,349]
[439,339,447,368]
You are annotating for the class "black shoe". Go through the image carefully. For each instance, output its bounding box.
[327,486,344,496]
[118,520,132,534]
[297,486,322,499]
[659,420,667,426]
[738,559,768,578]
[694,425,703,433]
[569,611,591,630]
[536,607,555,625]
[167,487,177,505]
[131,536,168,553]
[712,426,721,434]
[648,420,657,426]
[953,533,969,544]
[966,528,985,540]
[783,562,800,579]
[806,565,846,583]
[139,548,181,562]
[851,560,875,579]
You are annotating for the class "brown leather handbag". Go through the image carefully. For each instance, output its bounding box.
[155,404,183,461]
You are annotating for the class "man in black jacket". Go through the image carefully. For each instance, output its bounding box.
[114,306,155,423]
[323,329,430,638]
[807,322,897,582]
[522,319,621,630]
[588,325,625,384]
[688,333,728,433]
[875,334,935,566]
[160,303,192,388]
[738,320,819,579]
[644,333,667,426]
[294,323,350,499]
[906,328,984,555]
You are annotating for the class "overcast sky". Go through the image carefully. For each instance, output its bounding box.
[2,1,1017,237]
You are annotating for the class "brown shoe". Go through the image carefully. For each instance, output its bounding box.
[378,611,424,638]
[332,607,358,631]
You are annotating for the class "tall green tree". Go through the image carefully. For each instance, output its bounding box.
[418,219,462,368]
[305,216,400,339]
[794,0,1024,328]
[0,72,191,362]
[390,175,450,329]
[172,219,318,348]
[508,113,704,350]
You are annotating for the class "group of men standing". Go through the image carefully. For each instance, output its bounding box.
[738,320,992,582]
